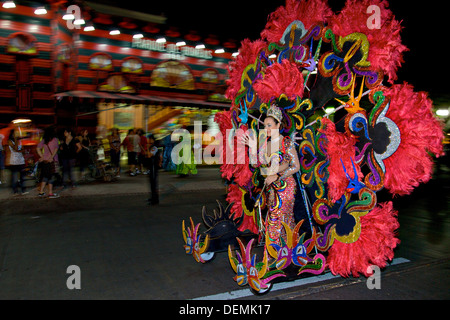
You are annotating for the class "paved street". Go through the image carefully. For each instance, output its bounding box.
[0,164,448,301]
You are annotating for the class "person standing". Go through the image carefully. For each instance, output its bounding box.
[242,104,300,246]
[0,130,5,185]
[131,129,141,175]
[121,129,136,175]
[59,128,81,188]
[138,129,148,174]
[108,128,121,177]
[146,133,161,205]
[36,126,60,198]
[77,129,91,180]
[5,128,28,195]
[121,129,139,176]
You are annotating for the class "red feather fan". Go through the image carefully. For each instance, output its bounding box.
[225,39,267,103]
[381,83,445,196]
[327,201,400,277]
[320,118,362,203]
[214,111,253,187]
[226,183,244,219]
[329,0,408,84]
[253,59,305,102]
[261,0,334,43]
[226,184,259,234]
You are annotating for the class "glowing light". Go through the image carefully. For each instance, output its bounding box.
[133,34,144,39]
[109,30,120,35]
[176,41,186,46]
[214,48,225,54]
[12,119,32,124]
[195,44,205,49]
[3,1,16,9]
[436,109,449,117]
[84,25,95,32]
[34,7,47,15]
[156,37,166,43]
[62,13,75,20]
[325,106,335,114]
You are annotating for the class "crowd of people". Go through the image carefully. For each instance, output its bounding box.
[0,126,162,203]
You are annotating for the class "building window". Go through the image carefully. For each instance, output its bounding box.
[6,32,37,110]
[150,60,195,90]
[89,52,113,71]
[15,55,32,110]
[58,44,72,91]
[98,74,136,93]
[7,32,38,55]
[121,57,143,74]
[201,68,219,84]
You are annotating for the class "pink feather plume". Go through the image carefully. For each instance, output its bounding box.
[261,0,334,43]
[329,0,408,84]
[225,39,267,102]
[381,83,445,196]
[253,59,305,102]
[320,118,362,203]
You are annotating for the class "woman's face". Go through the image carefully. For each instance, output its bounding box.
[264,117,280,137]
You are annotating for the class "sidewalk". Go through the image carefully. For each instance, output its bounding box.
[0,166,226,200]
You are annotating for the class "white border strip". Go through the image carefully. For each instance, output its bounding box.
[192,257,410,300]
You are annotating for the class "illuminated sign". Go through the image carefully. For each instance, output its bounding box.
[131,38,213,60]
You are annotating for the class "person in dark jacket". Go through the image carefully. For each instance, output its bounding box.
[146,133,162,205]
[59,128,81,188]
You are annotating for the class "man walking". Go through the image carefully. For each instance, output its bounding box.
[146,133,161,205]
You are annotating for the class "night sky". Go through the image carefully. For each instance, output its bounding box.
[91,0,446,96]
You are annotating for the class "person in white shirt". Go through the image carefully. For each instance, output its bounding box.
[5,128,27,195]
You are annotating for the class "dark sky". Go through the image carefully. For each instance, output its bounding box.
[92,0,446,96]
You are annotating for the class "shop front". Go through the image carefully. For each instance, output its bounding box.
[1,0,234,137]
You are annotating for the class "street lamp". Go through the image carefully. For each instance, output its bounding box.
[436,109,449,117]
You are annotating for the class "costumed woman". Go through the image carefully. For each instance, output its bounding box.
[242,103,300,246]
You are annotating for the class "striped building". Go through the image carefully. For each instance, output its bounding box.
[0,0,234,133]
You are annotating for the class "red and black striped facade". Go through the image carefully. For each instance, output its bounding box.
[0,0,233,130]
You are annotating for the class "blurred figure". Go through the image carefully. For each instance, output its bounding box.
[77,129,91,180]
[59,128,81,189]
[121,128,139,176]
[0,130,4,184]
[109,128,121,177]
[175,134,198,177]
[5,127,28,195]
[96,125,110,163]
[146,133,161,205]
[36,126,59,198]
[137,128,148,174]
[161,134,176,172]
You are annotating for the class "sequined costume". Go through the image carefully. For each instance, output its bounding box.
[182,0,445,295]
[261,136,300,246]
